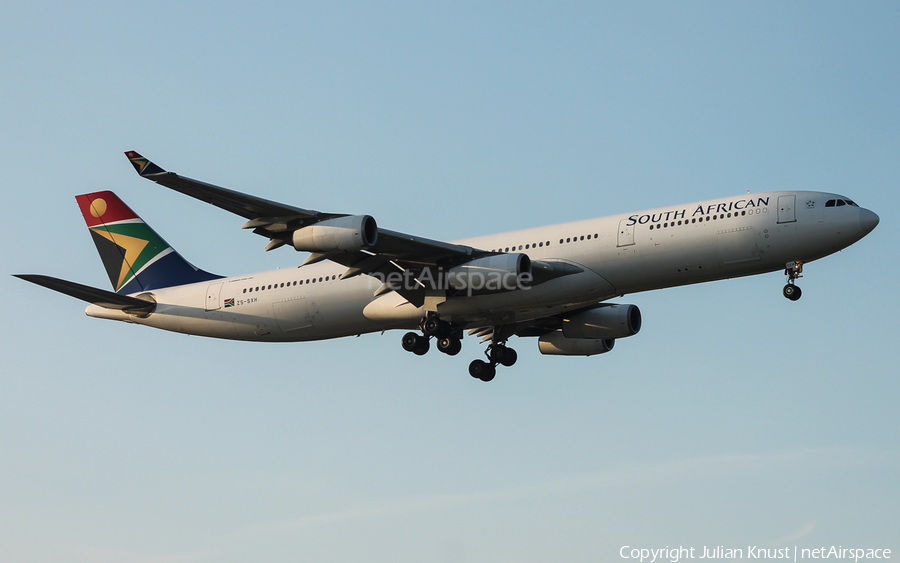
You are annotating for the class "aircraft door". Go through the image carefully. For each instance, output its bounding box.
[777,195,796,224]
[617,219,635,247]
[205,282,223,311]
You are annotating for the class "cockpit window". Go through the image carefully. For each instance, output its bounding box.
[826,198,859,208]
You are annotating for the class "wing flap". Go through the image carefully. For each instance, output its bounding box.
[373,229,475,263]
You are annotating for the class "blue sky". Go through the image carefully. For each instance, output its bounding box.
[1,2,898,562]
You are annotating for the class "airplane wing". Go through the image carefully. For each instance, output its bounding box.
[125,151,479,264]
[125,152,322,221]
[125,152,492,305]
[14,274,156,313]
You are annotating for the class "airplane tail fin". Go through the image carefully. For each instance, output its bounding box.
[75,191,221,294]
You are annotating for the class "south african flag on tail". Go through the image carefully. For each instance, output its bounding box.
[75,191,221,294]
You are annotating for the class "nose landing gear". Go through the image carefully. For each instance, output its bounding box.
[783,260,803,301]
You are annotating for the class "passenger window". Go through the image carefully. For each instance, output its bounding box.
[580,236,584,241]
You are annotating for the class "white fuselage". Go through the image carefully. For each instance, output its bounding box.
[86,191,877,341]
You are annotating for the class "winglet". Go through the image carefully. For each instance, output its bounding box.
[124,151,166,176]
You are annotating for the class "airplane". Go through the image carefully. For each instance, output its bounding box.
[15,151,880,381]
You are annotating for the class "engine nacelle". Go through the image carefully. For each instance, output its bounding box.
[292,215,378,253]
[538,331,615,356]
[446,253,531,291]
[562,304,641,340]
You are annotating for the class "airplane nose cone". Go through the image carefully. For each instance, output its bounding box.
[859,208,880,234]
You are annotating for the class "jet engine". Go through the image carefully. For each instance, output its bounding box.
[538,331,615,356]
[446,253,531,291]
[292,215,378,252]
[561,304,641,340]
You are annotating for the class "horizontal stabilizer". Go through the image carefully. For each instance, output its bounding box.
[14,274,156,313]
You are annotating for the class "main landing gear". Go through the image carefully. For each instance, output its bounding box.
[401,315,462,359]
[468,342,517,383]
[783,260,804,301]
[402,331,463,356]
[399,315,516,382]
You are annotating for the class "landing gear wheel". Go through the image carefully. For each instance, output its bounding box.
[401,332,420,352]
[412,335,430,355]
[783,284,802,301]
[468,359,496,381]
[402,332,430,355]
[437,337,462,356]
[498,347,517,367]
[422,317,449,337]
[489,345,517,367]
